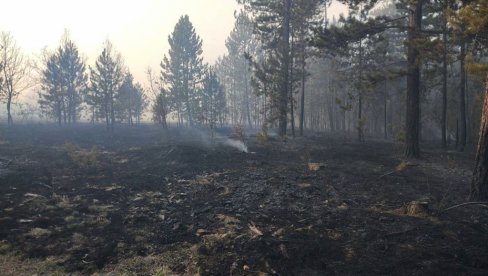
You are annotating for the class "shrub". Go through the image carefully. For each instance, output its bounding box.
[63,142,98,169]
[256,124,269,143]
[393,126,406,143]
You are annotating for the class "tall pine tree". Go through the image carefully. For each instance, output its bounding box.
[87,40,124,130]
[38,32,87,125]
[160,15,204,127]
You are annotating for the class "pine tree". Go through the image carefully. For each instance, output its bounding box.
[117,73,147,125]
[87,40,124,130]
[160,15,204,127]
[218,11,256,127]
[239,0,322,136]
[39,51,63,124]
[39,33,87,125]
[60,36,87,124]
[239,0,292,136]
[201,68,226,128]
[450,0,488,200]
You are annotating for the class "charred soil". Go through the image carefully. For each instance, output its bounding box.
[0,125,487,275]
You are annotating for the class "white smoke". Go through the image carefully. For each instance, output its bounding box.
[168,127,248,153]
[223,139,248,153]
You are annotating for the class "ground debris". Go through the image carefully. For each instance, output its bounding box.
[308,162,326,171]
[248,221,264,237]
[0,126,486,275]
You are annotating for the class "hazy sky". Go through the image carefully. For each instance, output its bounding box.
[0,0,347,100]
[1,0,239,88]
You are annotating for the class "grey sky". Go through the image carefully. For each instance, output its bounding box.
[0,0,347,103]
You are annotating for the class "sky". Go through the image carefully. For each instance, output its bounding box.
[0,0,239,89]
[0,0,347,102]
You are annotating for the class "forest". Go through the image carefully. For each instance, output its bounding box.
[0,0,488,274]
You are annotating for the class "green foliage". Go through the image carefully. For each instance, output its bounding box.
[314,15,391,55]
[336,97,353,112]
[449,0,488,76]
[38,31,87,124]
[357,117,367,128]
[152,92,169,126]
[240,0,323,135]
[87,40,124,127]
[466,54,488,78]
[449,0,488,41]
[199,68,226,127]
[63,142,98,169]
[160,15,204,126]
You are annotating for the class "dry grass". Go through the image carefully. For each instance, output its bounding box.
[63,142,98,168]
[395,160,408,172]
[100,248,197,275]
[1,245,190,276]
[0,253,67,276]
[71,232,87,249]
[27,227,51,238]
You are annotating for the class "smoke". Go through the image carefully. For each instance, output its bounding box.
[223,139,248,153]
[166,127,248,153]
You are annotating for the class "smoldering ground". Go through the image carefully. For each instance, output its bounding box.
[0,124,487,275]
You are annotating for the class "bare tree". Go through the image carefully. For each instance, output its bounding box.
[0,32,31,126]
[147,67,169,128]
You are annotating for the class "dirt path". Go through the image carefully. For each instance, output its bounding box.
[0,125,487,275]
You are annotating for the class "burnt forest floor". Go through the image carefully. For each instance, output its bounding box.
[0,124,487,275]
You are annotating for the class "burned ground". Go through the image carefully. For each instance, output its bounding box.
[0,125,487,275]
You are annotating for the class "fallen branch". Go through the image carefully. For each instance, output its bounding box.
[441,202,488,212]
[378,171,395,179]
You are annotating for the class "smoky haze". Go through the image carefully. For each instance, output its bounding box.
[1,0,485,274]
[0,0,239,102]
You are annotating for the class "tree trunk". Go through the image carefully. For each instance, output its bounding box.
[105,97,110,130]
[6,94,12,126]
[328,94,335,131]
[110,95,115,131]
[405,0,422,158]
[129,88,133,126]
[458,41,467,151]
[72,93,77,124]
[105,110,110,130]
[456,118,459,148]
[62,100,67,124]
[279,0,291,137]
[441,1,448,149]
[384,79,388,139]
[299,47,306,136]
[245,64,252,127]
[57,98,62,126]
[358,39,364,142]
[290,38,295,138]
[471,75,488,201]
